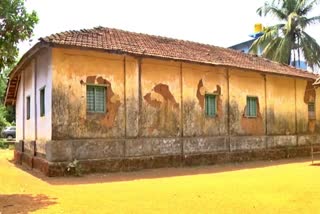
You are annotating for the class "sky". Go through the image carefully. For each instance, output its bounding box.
[19,0,320,56]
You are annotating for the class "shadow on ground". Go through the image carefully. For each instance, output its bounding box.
[0,194,57,214]
[33,157,318,185]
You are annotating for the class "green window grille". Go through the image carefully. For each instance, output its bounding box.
[205,94,216,117]
[26,96,30,120]
[40,87,45,117]
[246,97,257,117]
[308,102,315,119]
[87,85,106,113]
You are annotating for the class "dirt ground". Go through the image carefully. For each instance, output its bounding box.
[1,150,320,214]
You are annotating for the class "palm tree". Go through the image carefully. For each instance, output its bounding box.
[250,0,320,70]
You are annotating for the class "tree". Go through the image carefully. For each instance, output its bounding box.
[0,0,38,72]
[250,0,320,69]
[0,0,38,129]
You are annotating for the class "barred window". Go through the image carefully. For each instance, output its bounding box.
[40,87,45,117]
[246,96,257,117]
[26,96,31,120]
[86,85,106,113]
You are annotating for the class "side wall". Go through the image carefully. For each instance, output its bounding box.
[15,48,52,155]
[46,48,319,164]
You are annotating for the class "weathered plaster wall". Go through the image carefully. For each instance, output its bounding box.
[140,59,181,137]
[266,75,296,135]
[36,49,52,143]
[229,69,265,136]
[24,62,35,141]
[295,79,317,135]
[51,48,125,139]
[182,63,228,137]
[15,72,24,141]
[315,87,320,133]
[125,56,139,137]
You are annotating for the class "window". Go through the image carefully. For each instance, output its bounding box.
[26,96,30,120]
[308,102,315,119]
[246,96,257,117]
[205,94,216,117]
[40,87,45,117]
[87,85,106,113]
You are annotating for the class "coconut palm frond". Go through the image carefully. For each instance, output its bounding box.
[300,31,320,67]
[249,24,284,54]
[274,35,294,63]
[257,2,288,20]
[305,15,320,25]
[254,0,320,67]
[300,0,320,15]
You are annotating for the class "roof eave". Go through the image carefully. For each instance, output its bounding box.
[4,41,48,106]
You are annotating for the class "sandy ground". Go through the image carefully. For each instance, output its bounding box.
[1,150,320,214]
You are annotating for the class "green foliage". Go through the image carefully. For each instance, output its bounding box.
[0,0,39,72]
[0,67,15,126]
[0,0,38,124]
[250,0,320,68]
[0,139,8,149]
[66,159,83,176]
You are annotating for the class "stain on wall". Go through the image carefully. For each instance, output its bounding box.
[229,69,265,135]
[140,59,181,137]
[51,48,125,139]
[266,75,295,135]
[144,83,179,135]
[240,97,264,135]
[183,63,228,137]
[84,76,121,128]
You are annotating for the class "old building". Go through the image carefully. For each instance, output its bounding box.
[5,27,320,176]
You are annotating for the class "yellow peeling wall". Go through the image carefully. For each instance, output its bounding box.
[266,75,296,135]
[50,47,319,140]
[140,59,181,137]
[182,63,228,136]
[51,48,125,139]
[229,69,265,136]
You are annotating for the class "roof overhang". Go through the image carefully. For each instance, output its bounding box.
[4,42,48,106]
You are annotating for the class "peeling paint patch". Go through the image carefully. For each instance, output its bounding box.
[84,76,121,128]
[196,79,204,109]
[143,83,179,136]
[144,83,179,108]
[196,79,223,118]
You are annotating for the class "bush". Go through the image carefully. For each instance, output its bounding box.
[0,139,8,149]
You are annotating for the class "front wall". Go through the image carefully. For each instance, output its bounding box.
[51,48,125,139]
[140,59,181,137]
[182,63,228,136]
[266,75,296,135]
[229,69,265,136]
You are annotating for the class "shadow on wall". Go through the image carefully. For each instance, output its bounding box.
[0,194,57,214]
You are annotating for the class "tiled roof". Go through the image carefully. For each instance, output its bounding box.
[4,27,318,106]
[41,26,317,79]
